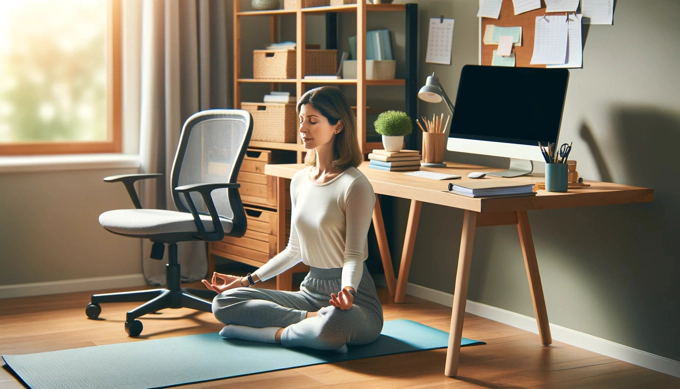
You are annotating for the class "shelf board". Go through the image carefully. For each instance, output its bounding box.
[302,4,406,13]
[237,9,296,16]
[303,79,405,86]
[248,141,304,151]
[237,4,405,16]
[239,78,405,86]
[238,78,297,83]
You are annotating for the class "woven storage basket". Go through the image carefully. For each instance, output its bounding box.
[241,102,297,143]
[284,0,329,9]
[254,50,337,79]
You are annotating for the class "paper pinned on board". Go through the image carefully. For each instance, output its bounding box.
[545,0,580,13]
[483,25,523,46]
[530,15,569,65]
[512,0,541,15]
[477,0,503,19]
[425,17,455,64]
[548,14,583,68]
[498,36,514,56]
[492,50,516,67]
[582,0,614,25]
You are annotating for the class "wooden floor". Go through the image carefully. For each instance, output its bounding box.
[1,278,678,389]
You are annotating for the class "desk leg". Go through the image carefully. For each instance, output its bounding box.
[445,210,477,377]
[275,176,292,291]
[372,194,396,297]
[394,200,422,303]
[516,210,552,346]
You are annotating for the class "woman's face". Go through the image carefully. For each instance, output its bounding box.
[299,103,342,151]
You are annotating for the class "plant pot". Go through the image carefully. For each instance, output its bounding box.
[382,135,403,152]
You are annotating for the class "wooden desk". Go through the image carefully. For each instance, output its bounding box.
[264,161,653,377]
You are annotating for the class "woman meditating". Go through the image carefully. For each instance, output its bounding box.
[202,86,382,352]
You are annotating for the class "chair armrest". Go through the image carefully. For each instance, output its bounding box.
[103,173,163,209]
[175,183,241,241]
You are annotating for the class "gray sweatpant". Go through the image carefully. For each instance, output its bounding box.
[211,264,383,351]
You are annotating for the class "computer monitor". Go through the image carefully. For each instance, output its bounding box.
[447,65,570,177]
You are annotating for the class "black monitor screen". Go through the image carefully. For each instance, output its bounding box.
[449,65,569,146]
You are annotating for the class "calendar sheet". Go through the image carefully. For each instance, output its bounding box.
[425,18,455,65]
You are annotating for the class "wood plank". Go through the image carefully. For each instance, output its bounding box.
[3,279,675,388]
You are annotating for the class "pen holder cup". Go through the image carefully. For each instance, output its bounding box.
[422,132,446,163]
[545,163,568,192]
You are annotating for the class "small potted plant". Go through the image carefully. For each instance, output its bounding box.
[374,110,412,152]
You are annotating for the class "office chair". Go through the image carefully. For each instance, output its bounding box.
[86,109,252,336]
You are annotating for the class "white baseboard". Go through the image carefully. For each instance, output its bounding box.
[405,282,680,378]
[0,274,147,299]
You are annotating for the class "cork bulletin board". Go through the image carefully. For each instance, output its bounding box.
[480,1,551,68]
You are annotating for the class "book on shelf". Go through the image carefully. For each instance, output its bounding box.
[367,153,421,162]
[263,91,297,103]
[265,41,296,50]
[369,161,420,172]
[371,149,421,157]
[349,29,393,60]
[368,159,422,168]
[447,181,537,198]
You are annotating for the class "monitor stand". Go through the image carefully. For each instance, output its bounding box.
[487,159,534,178]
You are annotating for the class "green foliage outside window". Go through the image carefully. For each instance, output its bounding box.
[0,1,107,144]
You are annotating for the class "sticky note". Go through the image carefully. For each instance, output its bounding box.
[498,35,514,56]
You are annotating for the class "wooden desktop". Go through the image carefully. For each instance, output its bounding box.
[264,161,654,377]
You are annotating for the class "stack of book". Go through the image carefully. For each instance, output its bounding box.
[368,149,421,172]
[263,91,297,104]
[447,181,536,198]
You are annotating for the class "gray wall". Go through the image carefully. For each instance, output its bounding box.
[392,0,679,362]
[0,166,141,286]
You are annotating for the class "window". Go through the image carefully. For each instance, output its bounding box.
[0,0,121,156]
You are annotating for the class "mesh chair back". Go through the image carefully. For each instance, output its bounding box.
[170,110,252,225]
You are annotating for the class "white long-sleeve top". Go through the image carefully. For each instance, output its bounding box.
[253,166,375,291]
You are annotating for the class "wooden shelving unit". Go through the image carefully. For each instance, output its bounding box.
[210,1,418,289]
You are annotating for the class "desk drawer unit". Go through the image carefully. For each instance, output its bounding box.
[238,149,294,208]
[208,148,295,277]
[210,206,290,267]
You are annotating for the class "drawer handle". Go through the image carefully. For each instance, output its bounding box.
[245,209,263,218]
[246,151,262,158]
[265,52,275,58]
[256,106,267,111]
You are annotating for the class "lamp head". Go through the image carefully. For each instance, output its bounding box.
[418,73,444,103]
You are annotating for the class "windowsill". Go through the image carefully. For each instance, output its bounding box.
[0,154,140,174]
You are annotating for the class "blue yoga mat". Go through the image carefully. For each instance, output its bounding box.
[3,319,484,389]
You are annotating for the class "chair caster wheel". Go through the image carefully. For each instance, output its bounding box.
[85,303,101,319]
[125,320,143,337]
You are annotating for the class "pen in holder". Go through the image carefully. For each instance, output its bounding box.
[539,141,572,192]
[419,114,449,168]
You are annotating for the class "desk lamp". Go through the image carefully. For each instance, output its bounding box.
[418,72,454,167]
[418,72,454,116]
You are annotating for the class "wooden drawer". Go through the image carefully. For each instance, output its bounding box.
[210,206,290,265]
[238,149,295,208]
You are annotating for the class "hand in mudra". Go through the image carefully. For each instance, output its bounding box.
[329,289,354,311]
[202,272,242,293]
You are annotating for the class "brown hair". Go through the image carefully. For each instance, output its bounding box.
[296,86,363,170]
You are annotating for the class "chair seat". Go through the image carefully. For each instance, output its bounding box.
[99,209,233,238]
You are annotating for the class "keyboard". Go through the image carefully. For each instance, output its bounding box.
[404,170,461,180]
